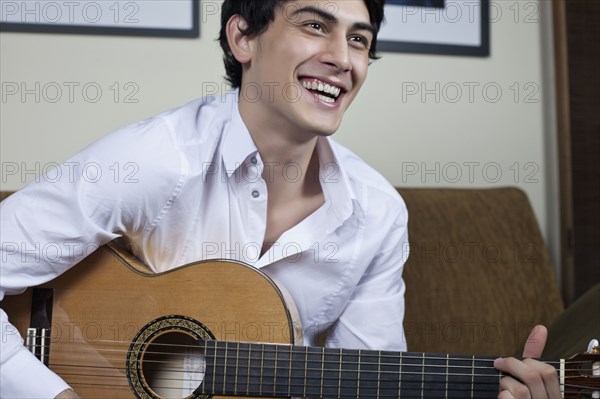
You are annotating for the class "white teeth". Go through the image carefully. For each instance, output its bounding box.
[317,94,335,103]
[302,79,342,98]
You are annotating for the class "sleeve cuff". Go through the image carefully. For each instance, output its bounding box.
[1,346,70,398]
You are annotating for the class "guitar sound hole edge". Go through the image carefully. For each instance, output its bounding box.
[127,315,214,399]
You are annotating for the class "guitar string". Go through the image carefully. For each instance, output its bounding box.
[31,341,591,397]
[46,351,596,376]
[30,340,585,368]
[33,341,596,374]
[56,374,592,396]
[51,369,598,393]
[38,366,545,392]
[41,358,596,380]
[47,360,594,384]
[37,367,598,397]
[44,353,599,394]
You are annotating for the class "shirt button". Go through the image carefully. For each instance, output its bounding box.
[250,156,258,165]
[252,190,260,198]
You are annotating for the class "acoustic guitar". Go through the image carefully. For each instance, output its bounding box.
[1,245,598,398]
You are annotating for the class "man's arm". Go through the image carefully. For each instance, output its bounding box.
[1,308,72,397]
[494,325,562,399]
[1,115,184,396]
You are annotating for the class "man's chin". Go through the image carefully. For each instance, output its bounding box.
[306,125,338,138]
[307,119,342,137]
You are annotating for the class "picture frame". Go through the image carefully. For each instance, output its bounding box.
[0,0,199,38]
[378,0,489,56]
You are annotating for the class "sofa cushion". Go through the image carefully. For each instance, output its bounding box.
[398,187,564,356]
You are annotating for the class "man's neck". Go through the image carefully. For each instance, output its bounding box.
[237,99,325,255]
[237,97,322,201]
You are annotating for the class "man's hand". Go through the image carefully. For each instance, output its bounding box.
[55,388,81,399]
[493,325,561,398]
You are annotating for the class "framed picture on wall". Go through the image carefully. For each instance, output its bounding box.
[378,0,489,56]
[0,0,199,38]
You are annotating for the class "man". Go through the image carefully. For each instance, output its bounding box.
[0,1,560,398]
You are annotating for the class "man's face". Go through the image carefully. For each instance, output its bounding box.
[241,0,374,139]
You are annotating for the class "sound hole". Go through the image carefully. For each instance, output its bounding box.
[141,330,206,399]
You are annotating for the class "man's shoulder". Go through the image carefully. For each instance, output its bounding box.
[329,140,406,215]
[147,93,237,145]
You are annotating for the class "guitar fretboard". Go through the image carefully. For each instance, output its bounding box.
[195,340,513,398]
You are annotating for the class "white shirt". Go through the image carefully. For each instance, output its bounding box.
[0,92,409,398]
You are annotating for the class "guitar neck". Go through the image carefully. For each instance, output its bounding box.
[196,340,550,398]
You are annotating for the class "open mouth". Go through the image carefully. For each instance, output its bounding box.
[300,78,344,104]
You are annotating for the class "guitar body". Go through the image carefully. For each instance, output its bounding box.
[2,246,300,398]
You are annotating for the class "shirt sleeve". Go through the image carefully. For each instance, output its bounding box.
[0,116,183,397]
[1,310,70,398]
[325,208,410,352]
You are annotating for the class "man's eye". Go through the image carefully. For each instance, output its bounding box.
[350,36,370,48]
[306,22,323,31]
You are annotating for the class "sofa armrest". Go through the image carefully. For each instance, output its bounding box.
[544,283,600,358]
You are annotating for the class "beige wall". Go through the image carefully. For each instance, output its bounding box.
[0,1,560,276]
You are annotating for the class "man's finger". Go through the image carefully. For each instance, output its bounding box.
[522,325,547,359]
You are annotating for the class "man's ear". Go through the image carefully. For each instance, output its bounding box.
[226,15,253,64]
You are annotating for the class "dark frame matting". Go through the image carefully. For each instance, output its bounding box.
[0,1,200,38]
[378,0,489,57]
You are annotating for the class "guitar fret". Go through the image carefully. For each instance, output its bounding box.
[448,353,476,399]
[273,345,278,396]
[259,344,264,397]
[199,339,209,395]
[445,353,449,399]
[262,342,276,397]
[357,349,362,398]
[398,351,403,398]
[338,348,343,398]
[376,350,401,398]
[273,343,290,397]
[304,346,309,397]
[234,342,240,395]
[320,347,325,398]
[473,356,499,399]
[222,341,228,394]
[288,345,292,398]
[289,345,306,397]
[421,352,425,399]
[339,348,359,397]
[422,352,446,399]
[246,343,252,395]
[358,349,381,398]
[322,346,341,398]
[306,346,324,397]
[234,342,250,396]
[211,340,217,395]
[377,350,381,398]
[399,351,423,397]
[471,355,475,399]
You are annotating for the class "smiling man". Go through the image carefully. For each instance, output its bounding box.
[0,1,559,398]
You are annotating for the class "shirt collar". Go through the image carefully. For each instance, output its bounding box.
[317,137,363,228]
[221,90,361,224]
[222,90,258,177]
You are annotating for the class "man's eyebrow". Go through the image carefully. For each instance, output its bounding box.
[291,6,376,36]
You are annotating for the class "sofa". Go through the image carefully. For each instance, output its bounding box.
[397,187,599,358]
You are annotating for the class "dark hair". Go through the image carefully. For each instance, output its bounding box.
[218,0,386,88]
